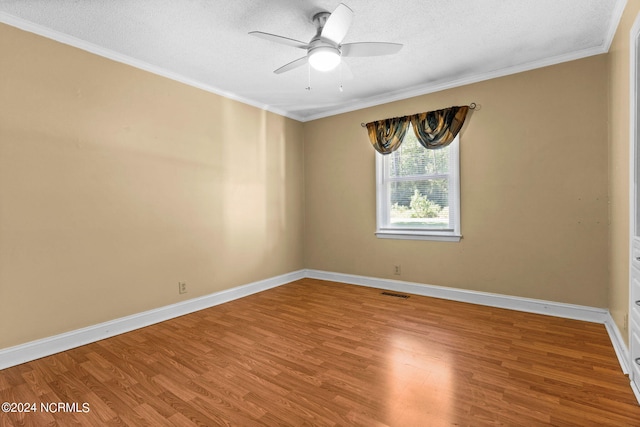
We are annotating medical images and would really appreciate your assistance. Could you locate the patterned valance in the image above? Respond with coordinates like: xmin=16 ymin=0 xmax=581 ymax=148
xmin=365 ymin=105 xmax=470 ymax=154
xmin=365 ymin=117 xmax=411 ymax=155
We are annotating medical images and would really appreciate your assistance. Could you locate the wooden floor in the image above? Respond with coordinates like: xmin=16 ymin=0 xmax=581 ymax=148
xmin=1 ymin=278 xmax=639 ymax=426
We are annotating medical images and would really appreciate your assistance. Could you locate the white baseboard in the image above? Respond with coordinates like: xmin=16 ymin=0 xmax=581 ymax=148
xmin=306 ymin=269 xmax=632 ymax=379
xmin=306 ymin=270 xmax=610 ymax=323
xmin=0 ymin=269 xmax=306 ymax=370
xmin=604 ymin=313 xmax=630 ymax=375
xmin=632 ymin=380 xmax=640 ymax=404
xmin=1 ymin=267 xmax=632 ymax=394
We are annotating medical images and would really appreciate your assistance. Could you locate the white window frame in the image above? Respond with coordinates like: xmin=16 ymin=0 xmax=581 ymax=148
xmin=375 ymin=135 xmax=461 ymax=242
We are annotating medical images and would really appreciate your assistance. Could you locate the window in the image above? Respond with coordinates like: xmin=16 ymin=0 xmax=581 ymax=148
xmin=375 ymin=124 xmax=461 ymax=241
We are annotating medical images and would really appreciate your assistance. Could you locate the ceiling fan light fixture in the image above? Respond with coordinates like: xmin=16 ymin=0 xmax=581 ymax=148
xmin=308 ymin=46 xmax=341 ymax=72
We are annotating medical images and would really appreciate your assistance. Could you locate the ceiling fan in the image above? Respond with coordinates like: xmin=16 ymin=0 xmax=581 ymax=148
xmin=249 ymin=3 xmax=403 ymax=74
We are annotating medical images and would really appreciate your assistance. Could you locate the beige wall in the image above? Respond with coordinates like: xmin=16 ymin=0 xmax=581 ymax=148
xmin=1 ymin=9 xmax=633 ymax=352
xmin=304 ymin=55 xmax=609 ymax=308
xmin=608 ymin=1 xmax=640 ymax=343
xmin=0 ymin=24 xmax=305 ymax=349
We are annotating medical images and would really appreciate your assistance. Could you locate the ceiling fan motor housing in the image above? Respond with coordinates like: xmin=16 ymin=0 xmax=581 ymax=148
xmin=307 ymin=11 xmax=342 ymax=71
xmin=248 ymin=3 xmax=402 ymax=74
xmin=312 ymin=11 xmax=332 ymax=33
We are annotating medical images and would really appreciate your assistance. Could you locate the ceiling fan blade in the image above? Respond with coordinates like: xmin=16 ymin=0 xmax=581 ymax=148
xmin=274 ymin=56 xmax=308 ymax=74
xmin=249 ymin=31 xmax=309 ymax=49
xmin=341 ymin=42 xmax=403 ymax=57
xmin=321 ymin=3 xmax=354 ymax=44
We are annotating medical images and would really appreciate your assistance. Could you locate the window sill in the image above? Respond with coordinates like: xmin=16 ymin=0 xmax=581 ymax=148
xmin=375 ymin=230 xmax=462 ymax=242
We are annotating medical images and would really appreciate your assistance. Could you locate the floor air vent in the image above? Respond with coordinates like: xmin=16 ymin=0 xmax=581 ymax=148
xmin=381 ymin=291 xmax=410 ymax=299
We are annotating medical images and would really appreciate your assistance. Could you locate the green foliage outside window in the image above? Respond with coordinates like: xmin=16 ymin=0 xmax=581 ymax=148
xmin=410 ymin=189 xmax=442 ymax=218
xmin=389 ymin=127 xmax=449 ymax=216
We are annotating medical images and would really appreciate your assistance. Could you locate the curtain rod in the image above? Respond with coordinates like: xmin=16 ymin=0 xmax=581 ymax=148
xmin=360 ymin=103 xmax=477 ymax=127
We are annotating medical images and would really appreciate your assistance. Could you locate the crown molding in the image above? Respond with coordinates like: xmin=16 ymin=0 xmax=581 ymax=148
xmin=604 ymin=0 xmax=629 ymax=52
xmin=300 ymin=44 xmax=608 ymax=122
xmin=1 ymin=0 xmax=626 ymax=123
xmin=0 ymin=12 xmax=307 ymax=122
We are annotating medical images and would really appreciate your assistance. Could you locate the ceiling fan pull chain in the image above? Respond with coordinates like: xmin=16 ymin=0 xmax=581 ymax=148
xmin=339 ymin=61 xmax=344 ymax=92
xmin=306 ymin=63 xmax=312 ymax=91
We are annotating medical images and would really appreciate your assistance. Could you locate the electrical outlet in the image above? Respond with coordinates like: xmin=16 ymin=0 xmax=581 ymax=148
xmin=178 ymin=282 xmax=187 ymax=294
xmin=394 ymin=265 xmax=401 ymax=275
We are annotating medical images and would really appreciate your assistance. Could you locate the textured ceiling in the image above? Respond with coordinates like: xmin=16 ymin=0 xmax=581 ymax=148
xmin=0 ymin=0 xmax=626 ymax=121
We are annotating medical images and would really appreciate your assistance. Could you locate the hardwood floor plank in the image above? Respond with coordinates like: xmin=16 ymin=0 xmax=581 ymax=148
xmin=132 ymin=402 xmax=174 ymax=427
xmin=157 ymin=390 xmax=222 ymax=426
xmin=1 ymin=278 xmax=640 ymax=426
